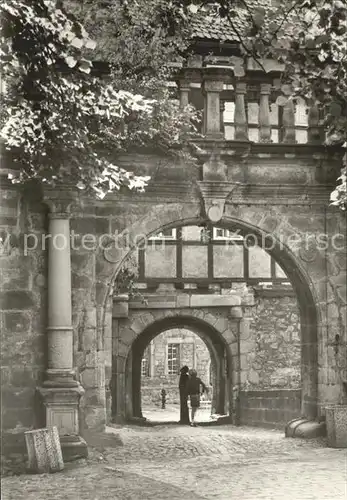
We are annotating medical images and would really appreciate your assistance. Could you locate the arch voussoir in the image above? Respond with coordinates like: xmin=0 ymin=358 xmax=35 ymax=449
xmin=204 ymin=312 xmax=219 ymax=327
xmin=118 ymin=327 xmax=139 ymax=347
xmin=129 ymin=318 xmax=146 ymax=335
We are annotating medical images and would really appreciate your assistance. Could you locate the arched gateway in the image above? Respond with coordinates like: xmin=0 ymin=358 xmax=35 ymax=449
xmin=128 ymin=316 xmax=230 ymax=419
xmin=105 ymin=216 xmax=321 ymax=425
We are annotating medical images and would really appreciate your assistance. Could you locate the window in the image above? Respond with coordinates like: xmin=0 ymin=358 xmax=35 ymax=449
xmin=141 ymin=346 xmax=151 ymax=377
xmin=141 ymin=358 xmax=148 ymax=377
xmin=213 ymin=228 xmax=243 ymax=241
xmin=167 ymin=343 xmax=180 ymax=375
xmin=149 ymin=228 xmax=177 ymax=240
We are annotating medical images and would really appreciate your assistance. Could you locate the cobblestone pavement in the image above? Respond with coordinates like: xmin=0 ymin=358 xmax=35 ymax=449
xmin=2 ymin=425 xmax=347 ymax=500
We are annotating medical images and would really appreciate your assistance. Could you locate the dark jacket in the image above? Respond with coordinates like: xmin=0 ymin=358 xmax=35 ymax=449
xmin=179 ymin=373 xmax=189 ymax=392
xmin=186 ymin=376 xmax=206 ymax=395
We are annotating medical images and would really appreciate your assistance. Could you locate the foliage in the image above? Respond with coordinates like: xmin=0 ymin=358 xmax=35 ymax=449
xmin=212 ymin=0 xmax=347 ymax=209
xmin=234 ymin=1 xmax=346 ymax=140
xmin=330 ymin=165 xmax=347 ymax=210
xmin=0 ymin=0 xmax=199 ymax=199
xmin=64 ymin=0 xmax=191 ymax=84
xmin=1 ymin=0 xmax=346 ymax=208
xmin=114 ymin=255 xmax=147 ymax=303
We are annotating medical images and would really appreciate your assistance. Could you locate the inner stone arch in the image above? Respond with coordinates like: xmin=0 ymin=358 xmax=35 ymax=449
xmin=128 ymin=316 xmax=231 ymax=421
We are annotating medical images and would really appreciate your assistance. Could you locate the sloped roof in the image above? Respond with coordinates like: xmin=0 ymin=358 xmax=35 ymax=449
xmin=190 ymin=1 xmax=272 ymax=42
xmin=191 ymin=13 xmax=245 ymax=41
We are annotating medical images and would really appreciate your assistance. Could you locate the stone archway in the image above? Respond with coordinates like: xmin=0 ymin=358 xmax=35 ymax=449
xmin=99 ymin=208 xmax=321 ymax=426
xmin=111 ymin=308 xmax=239 ymax=423
xmin=129 ymin=316 xmax=230 ymax=420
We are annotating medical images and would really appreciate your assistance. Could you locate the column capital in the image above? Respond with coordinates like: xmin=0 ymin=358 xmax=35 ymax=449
xmin=203 ymin=80 xmax=224 ymax=93
xmin=43 ymin=188 xmax=80 ymax=217
xmin=235 ymin=81 xmax=247 ymax=94
xmin=177 ymin=79 xmax=191 ymax=91
xmin=260 ymin=83 xmax=271 ymax=95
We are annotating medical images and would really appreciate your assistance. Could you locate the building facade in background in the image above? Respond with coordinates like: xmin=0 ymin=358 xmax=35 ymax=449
xmin=141 ymin=328 xmax=211 ymax=406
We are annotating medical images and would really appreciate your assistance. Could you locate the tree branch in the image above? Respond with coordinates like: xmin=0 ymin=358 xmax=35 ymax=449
xmin=222 ymin=7 xmax=267 ymax=73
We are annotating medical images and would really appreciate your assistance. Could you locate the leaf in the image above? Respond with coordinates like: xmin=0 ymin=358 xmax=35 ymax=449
xmin=85 ymin=39 xmax=97 ymax=50
xmin=330 ymin=102 xmax=342 ymax=117
xmin=188 ymin=4 xmax=198 ymax=14
xmin=269 ymin=21 xmax=279 ymax=33
xmin=65 ymin=55 xmax=77 ymax=68
xmin=306 ymin=38 xmax=316 ymax=49
xmin=281 ymin=84 xmax=292 ymax=96
xmin=253 ymin=7 xmax=265 ymax=27
xmin=79 ymin=60 xmax=92 ymax=74
xmin=316 ymin=34 xmax=330 ymax=45
xmin=70 ymin=37 xmax=84 ymax=49
xmin=334 ymin=0 xmax=345 ymax=8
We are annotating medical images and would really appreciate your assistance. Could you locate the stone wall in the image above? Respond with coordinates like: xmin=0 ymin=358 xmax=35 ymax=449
xmin=239 ymin=389 xmax=301 ymax=428
xmin=238 ymin=290 xmax=302 ymax=426
xmin=0 ymin=184 xmax=47 ymax=455
xmin=241 ymin=291 xmax=301 ymax=390
xmin=141 ymin=328 xmax=210 ymax=406
xmin=70 ymin=207 xmax=107 ymax=433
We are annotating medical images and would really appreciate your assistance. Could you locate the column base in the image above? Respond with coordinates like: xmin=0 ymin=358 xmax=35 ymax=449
xmin=38 ymin=382 xmax=88 ymax=460
xmin=44 ymin=369 xmax=79 ymax=387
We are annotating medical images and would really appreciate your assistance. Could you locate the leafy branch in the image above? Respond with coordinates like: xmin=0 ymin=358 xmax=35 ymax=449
xmin=114 ymin=257 xmax=147 ymax=304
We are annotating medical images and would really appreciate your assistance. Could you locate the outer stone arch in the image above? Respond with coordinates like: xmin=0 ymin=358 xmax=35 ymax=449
xmin=99 ymin=205 xmax=320 ymax=421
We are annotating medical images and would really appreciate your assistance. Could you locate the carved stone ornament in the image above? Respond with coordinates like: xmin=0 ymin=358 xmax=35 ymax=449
xmin=197 ymin=181 xmax=238 ymax=223
xmin=104 ymin=245 xmax=123 ymax=264
xmin=299 ymin=238 xmax=318 ymax=263
xmin=42 ymin=187 xmax=80 ymax=218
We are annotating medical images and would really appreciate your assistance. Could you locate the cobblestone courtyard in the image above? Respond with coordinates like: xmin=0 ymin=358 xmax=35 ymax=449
xmin=2 ymin=425 xmax=346 ymax=500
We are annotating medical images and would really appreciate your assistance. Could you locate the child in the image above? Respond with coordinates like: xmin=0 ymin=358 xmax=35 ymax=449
xmin=186 ymin=369 xmax=207 ymax=426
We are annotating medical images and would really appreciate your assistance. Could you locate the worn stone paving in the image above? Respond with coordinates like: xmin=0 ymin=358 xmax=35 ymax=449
xmin=2 ymin=425 xmax=347 ymax=500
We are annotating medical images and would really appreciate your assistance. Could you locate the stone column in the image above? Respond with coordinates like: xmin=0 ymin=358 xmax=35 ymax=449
xmin=307 ymin=101 xmax=323 ymax=144
xmin=258 ymin=83 xmax=271 ymax=143
xmin=234 ymin=81 xmax=249 ymax=141
xmin=47 ymin=212 xmax=73 ymax=379
xmin=220 ymin=100 xmax=225 ymax=136
xmin=282 ymin=98 xmax=296 ymax=143
xmin=203 ymin=79 xmax=224 ymax=139
xmin=38 ymin=192 xmax=87 ymax=460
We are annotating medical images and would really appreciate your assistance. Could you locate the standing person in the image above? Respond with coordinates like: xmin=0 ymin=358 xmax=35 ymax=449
xmin=178 ymin=366 xmax=190 ymax=425
xmin=186 ymin=369 xmax=207 ymax=427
